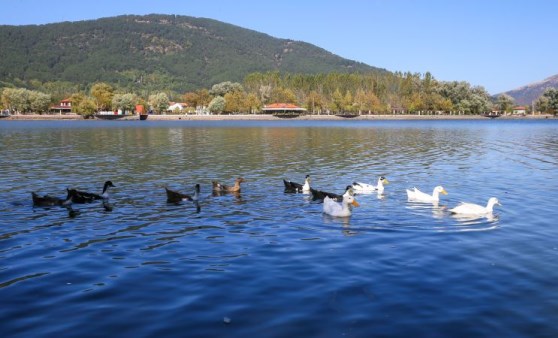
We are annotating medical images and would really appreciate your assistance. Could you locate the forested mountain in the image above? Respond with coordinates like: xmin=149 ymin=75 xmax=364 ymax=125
xmin=0 ymin=14 xmax=384 ymax=92
xmin=500 ymin=74 xmax=558 ymax=105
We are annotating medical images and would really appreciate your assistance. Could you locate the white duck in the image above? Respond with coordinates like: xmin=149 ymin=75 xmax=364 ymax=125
xmin=323 ymin=194 xmax=360 ymax=217
xmin=406 ymin=186 xmax=448 ymax=203
xmin=450 ymin=197 xmax=501 ymax=215
xmin=352 ymin=176 xmax=389 ymax=194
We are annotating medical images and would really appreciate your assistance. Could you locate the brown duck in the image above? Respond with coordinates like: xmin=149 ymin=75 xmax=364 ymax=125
xmin=212 ymin=177 xmax=245 ymax=193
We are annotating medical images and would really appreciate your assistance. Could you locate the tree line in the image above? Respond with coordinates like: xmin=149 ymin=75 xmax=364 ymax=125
xmin=2 ymin=71 xmax=558 ymax=115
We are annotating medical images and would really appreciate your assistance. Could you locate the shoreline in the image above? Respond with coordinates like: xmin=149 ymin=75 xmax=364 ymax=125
xmin=1 ymin=113 xmax=555 ymax=121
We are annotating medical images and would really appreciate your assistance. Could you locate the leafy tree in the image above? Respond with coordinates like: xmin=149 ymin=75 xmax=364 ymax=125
xmin=407 ymin=93 xmax=425 ymax=113
xmin=182 ymin=91 xmax=199 ymax=107
xmin=70 ymin=94 xmax=97 ymax=117
xmin=305 ymin=90 xmax=325 ymax=114
xmin=331 ymin=88 xmax=344 ymax=112
xmin=91 ymin=82 xmax=114 ymax=111
xmin=541 ymin=88 xmax=558 ymax=115
xmin=78 ymin=98 xmax=97 ymax=116
xmin=148 ymin=92 xmax=169 ymax=113
xmin=209 ymin=81 xmax=243 ymax=97
xmin=112 ymin=93 xmax=138 ymax=112
xmin=1 ymin=87 xmax=51 ymax=113
xmin=343 ymin=90 xmax=355 ymax=112
xmin=244 ymin=93 xmax=261 ymax=114
xmin=224 ymin=90 xmax=246 ymax=113
xmin=354 ymin=89 xmax=367 ymax=114
xmin=497 ymin=94 xmax=515 ymax=113
xmin=28 ymin=90 xmax=51 ymax=113
xmin=258 ymin=84 xmax=273 ymax=104
xmin=2 ymin=88 xmax=30 ymax=112
xmin=196 ymin=89 xmax=212 ymax=107
xmin=208 ymin=96 xmax=225 ymax=113
xmin=534 ymin=95 xmax=549 ymax=113
xmin=270 ymin=87 xmax=297 ymax=104
xmin=69 ymin=92 xmax=86 ymax=112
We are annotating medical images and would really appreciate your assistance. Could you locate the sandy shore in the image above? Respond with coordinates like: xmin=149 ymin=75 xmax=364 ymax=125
xmin=2 ymin=113 xmax=554 ymax=121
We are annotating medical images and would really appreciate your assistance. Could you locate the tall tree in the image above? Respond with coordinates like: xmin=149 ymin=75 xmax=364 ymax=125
xmin=148 ymin=92 xmax=169 ymax=113
xmin=209 ymin=82 xmax=243 ymax=97
xmin=91 ymin=83 xmax=114 ymax=111
xmin=305 ymin=90 xmax=324 ymax=114
xmin=224 ymin=90 xmax=246 ymax=113
xmin=541 ymin=88 xmax=558 ymax=115
xmin=1 ymin=88 xmax=30 ymax=113
xmin=244 ymin=93 xmax=261 ymax=114
xmin=208 ymin=96 xmax=225 ymax=114
xmin=497 ymin=94 xmax=515 ymax=113
xmin=113 ymin=93 xmax=138 ymax=112
xmin=331 ymin=88 xmax=344 ymax=113
xmin=28 ymin=91 xmax=51 ymax=114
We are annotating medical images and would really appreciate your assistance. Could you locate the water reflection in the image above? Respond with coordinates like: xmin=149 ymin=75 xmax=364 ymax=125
xmin=451 ymin=212 xmax=499 ymax=224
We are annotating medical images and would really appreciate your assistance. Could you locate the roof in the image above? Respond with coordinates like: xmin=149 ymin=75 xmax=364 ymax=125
xmin=262 ymin=103 xmax=306 ymax=111
xmin=513 ymin=106 xmax=526 ymax=110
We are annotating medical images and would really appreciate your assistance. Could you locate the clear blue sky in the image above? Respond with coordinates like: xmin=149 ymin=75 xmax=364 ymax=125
xmin=2 ymin=0 xmax=556 ymax=94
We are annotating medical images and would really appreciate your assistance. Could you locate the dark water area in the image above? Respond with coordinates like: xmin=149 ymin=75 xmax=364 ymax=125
xmin=1 ymin=119 xmax=558 ymax=337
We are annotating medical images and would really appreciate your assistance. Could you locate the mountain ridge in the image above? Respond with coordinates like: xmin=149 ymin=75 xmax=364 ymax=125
xmin=500 ymin=74 xmax=558 ymax=105
xmin=0 ymin=14 xmax=385 ymax=92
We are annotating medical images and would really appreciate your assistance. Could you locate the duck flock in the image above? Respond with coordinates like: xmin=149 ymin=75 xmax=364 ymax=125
xmin=31 ymin=175 xmax=501 ymax=219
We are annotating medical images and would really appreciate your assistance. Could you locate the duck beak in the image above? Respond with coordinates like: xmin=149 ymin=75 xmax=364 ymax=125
xmin=352 ymin=199 xmax=360 ymax=207
xmin=441 ymin=189 xmax=448 ymax=195
xmin=383 ymin=179 xmax=390 ymax=184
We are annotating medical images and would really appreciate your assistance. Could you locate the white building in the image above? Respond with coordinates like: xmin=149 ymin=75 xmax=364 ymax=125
xmin=167 ymin=102 xmax=188 ymax=112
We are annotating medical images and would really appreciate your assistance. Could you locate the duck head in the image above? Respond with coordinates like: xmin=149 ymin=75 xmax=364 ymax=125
xmin=434 ymin=186 xmax=448 ymax=195
xmin=488 ymin=197 xmax=501 ymax=207
xmin=345 ymin=195 xmax=360 ymax=207
xmin=344 ymin=186 xmax=355 ymax=197
xmin=103 ymin=181 xmax=115 ymax=190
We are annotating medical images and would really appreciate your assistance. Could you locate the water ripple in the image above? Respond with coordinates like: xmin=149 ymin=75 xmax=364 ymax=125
xmin=1 ymin=120 xmax=558 ymax=337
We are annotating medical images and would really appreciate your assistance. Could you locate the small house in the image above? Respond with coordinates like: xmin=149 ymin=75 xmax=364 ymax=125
xmin=167 ymin=102 xmax=188 ymax=113
xmin=50 ymin=99 xmax=72 ymax=114
xmin=512 ymin=106 xmax=526 ymax=115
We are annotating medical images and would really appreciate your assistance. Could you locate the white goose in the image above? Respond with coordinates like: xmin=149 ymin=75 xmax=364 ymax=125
xmin=352 ymin=176 xmax=389 ymax=194
xmin=323 ymin=194 xmax=360 ymax=217
xmin=406 ymin=186 xmax=448 ymax=203
xmin=450 ymin=197 xmax=501 ymax=215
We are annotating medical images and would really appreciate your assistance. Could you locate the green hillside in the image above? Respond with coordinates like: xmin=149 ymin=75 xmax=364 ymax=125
xmin=0 ymin=14 xmax=384 ymax=92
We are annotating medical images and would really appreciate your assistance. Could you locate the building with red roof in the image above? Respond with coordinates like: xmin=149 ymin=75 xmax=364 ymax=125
xmin=512 ymin=106 xmax=527 ymax=115
xmin=49 ymin=99 xmax=72 ymax=114
xmin=262 ymin=103 xmax=307 ymax=116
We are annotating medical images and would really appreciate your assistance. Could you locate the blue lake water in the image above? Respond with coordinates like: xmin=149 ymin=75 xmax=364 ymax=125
xmin=1 ymin=119 xmax=558 ymax=337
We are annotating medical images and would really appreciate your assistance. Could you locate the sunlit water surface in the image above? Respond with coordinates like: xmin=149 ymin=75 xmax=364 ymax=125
xmin=1 ymin=119 xmax=558 ymax=337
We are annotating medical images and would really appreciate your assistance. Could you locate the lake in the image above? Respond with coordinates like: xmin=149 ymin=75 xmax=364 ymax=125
xmin=1 ymin=119 xmax=557 ymax=337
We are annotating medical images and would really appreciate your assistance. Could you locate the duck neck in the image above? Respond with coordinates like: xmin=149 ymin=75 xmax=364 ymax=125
xmin=63 ymin=190 xmax=74 ymax=206
xmin=486 ymin=200 xmax=496 ymax=211
xmin=342 ymin=200 xmax=353 ymax=212
xmin=102 ymin=185 xmax=110 ymax=199
xmin=193 ymin=185 xmax=200 ymax=201
xmin=431 ymin=189 xmax=440 ymax=201
xmin=303 ymin=179 xmax=310 ymax=191
xmin=376 ymin=179 xmax=384 ymax=192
